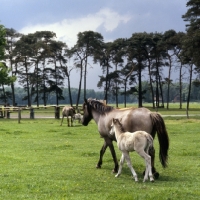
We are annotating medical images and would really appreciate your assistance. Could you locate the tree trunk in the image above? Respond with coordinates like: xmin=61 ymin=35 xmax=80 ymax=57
xmin=84 ymin=54 xmax=88 ymax=100
xmin=186 ymin=64 xmax=193 ymax=119
xmin=138 ymin=62 xmax=142 ymax=108
xmin=147 ymin=59 xmax=155 ymax=108
xmin=25 ymin=57 xmax=31 ymax=107
xmin=179 ymin=63 xmax=183 ymax=109
xmin=166 ymin=55 xmax=172 ymax=109
xmin=76 ymin=59 xmax=83 ymax=109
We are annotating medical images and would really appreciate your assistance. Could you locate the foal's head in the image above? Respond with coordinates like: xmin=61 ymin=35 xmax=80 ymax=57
xmin=110 ymin=118 xmax=124 ymax=136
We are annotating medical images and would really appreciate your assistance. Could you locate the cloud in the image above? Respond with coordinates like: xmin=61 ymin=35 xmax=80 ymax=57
xmin=19 ymin=8 xmax=131 ymax=47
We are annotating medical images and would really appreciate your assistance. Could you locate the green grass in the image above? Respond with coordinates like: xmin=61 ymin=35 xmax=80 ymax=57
xmin=0 ymin=116 xmax=200 ymax=199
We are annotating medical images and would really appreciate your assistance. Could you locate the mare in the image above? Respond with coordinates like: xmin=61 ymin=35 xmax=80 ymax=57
xmin=82 ymin=98 xmax=169 ymax=178
xmin=110 ymin=118 xmax=154 ymax=182
xmin=60 ymin=106 xmax=76 ymax=127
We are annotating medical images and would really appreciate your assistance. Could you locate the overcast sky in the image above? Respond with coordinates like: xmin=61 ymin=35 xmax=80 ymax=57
xmin=1 ymin=0 xmax=188 ymax=91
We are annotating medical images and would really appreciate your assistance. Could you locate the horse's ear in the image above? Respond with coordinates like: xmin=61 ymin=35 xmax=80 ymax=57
xmin=119 ymin=118 xmax=122 ymax=123
xmin=84 ymin=98 xmax=87 ymax=103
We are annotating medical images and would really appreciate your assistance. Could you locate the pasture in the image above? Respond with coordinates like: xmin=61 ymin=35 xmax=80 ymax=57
xmin=0 ymin=115 xmax=200 ymax=199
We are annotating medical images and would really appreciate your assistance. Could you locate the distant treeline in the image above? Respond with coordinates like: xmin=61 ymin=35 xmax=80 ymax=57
xmin=2 ymin=81 xmax=200 ymax=107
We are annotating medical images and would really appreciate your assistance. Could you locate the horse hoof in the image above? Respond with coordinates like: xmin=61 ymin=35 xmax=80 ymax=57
xmin=153 ymin=172 xmax=159 ymax=179
xmin=96 ymin=165 xmax=101 ymax=169
xmin=112 ymin=168 xmax=118 ymax=173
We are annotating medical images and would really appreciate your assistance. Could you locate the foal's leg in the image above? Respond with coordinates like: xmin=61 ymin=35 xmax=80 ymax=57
xmin=71 ymin=116 xmax=73 ymax=127
xmin=123 ymin=151 xmax=138 ymax=182
xmin=138 ymin=149 xmax=154 ymax=182
xmin=115 ymin=153 xmax=125 ymax=177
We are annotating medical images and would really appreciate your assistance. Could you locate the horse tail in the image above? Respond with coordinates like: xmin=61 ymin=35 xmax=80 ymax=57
xmin=150 ymin=112 xmax=169 ymax=168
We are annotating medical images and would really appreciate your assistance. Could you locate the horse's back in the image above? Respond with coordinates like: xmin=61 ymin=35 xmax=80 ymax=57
xmin=62 ymin=106 xmax=74 ymax=116
xmin=116 ymin=107 xmax=153 ymax=133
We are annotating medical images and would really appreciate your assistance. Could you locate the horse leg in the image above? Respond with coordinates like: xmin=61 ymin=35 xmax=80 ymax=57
xmin=96 ymin=141 xmax=108 ymax=169
xmin=71 ymin=117 xmax=73 ymax=127
xmin=67 ymin=117 xmax=70 ymax=127
xmin=60 ymin=116 xmax=64 ymax=126
xmin=107 ymin=140 xmax=119 ymax=173
xmin=123 ymin=151 xmax=138 ymax=182
xmin=115 ymin=153 xmax=125 ymax=177
xmin=149 ymin=146 xmax=159 ymax=179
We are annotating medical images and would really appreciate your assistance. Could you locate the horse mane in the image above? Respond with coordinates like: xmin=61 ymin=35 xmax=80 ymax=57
xmin=114 ymin=119 xmax=125 ymax=133
xmin=87 ymin=98 xmax=114 ymax=114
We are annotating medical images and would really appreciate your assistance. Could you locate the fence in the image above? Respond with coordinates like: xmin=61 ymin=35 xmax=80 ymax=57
xmin=0 ymin=106 xmax=78 ymax=123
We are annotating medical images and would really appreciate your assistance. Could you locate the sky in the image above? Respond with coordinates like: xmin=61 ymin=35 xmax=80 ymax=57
xmin=0 ymin=0 xmax=188 ymax=91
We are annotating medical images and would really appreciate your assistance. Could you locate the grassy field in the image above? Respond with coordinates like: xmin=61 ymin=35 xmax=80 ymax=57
xmin=0 ymin=115 xmax=200 ymax=200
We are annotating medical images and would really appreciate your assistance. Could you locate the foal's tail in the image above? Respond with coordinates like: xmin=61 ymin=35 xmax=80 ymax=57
xmin=150 ymin=112 xmax=169 ymax=168
xmin=146 ymin=134 xmax=154 ymax=150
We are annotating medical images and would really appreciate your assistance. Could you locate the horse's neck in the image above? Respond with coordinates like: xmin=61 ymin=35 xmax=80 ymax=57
xmin=114 ymin=125 xmax=123 ymax=140
xmin=91 ymin=109 xmax=101 ymax=124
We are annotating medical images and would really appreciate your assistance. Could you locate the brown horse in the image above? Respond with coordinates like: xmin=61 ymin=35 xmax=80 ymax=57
xmin=82 ymin=98 xmax=169 ymax=179
xmin=60 ymin=106 xmax=76 ymax=126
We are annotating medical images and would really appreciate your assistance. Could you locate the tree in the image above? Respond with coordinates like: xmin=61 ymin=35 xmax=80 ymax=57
xmin=95 ymin=42 xmax=113 ymax=103
xmin=110 ymin=38 xmax=126 ymax=107
xmin=0 ymin=25 xmax=16 ymax=104
xmin=182 ymin=0 xmax=200 ymax=67
xmin=150 ymin=33 xmax=167 ymax=109
xmin=173 ymin=32 xmax=186 ymax=109
xmin=47 ymin=40 xmax=67 ymax=106
xmin=75 ymin=31 xmax=103 ymax=99
xmin=13 ymin=33 xmax=38 ymax=106
xmin=5 ymin=28 xmax=22 ymax=106
xmin=162 ymin=30 xmax=177 ymax=109
xmin=182 ymin=0 xmax=200 ymax=116
xmin=120 ymin=63 xmax=136 ymax=107
xmin=34 ymin=31 xmax=56 ymax=106
xmin=126 ymin=32 xmax=150 ymax=107
xmin=0 ymin=24 xmax=6 ymax=61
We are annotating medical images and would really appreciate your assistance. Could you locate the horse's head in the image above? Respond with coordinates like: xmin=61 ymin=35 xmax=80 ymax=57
xmin=82 ymin=98 xmax=93 ymax=126
xmin=109 ymin=118 xmax=123 ymax=136
xmin=109 ymin=118 xmax=115 ymax=136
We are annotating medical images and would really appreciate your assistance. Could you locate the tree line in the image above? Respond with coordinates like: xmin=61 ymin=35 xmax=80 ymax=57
xmin=3 ymin=81 xmax=200 ymax=107
xmin=0 ymin=0 xmax=200 ymax=110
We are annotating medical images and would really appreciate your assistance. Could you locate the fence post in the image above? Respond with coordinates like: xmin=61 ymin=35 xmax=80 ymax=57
xmin=6 ymin=109 xmax=10 ymax=119
xmin=30 ymin=108 xmax=34 ymax=119
xmin=55 ymin=106 xmax=60 ymax=119
xmin=18 ymin=109 xmax=21 ymax=123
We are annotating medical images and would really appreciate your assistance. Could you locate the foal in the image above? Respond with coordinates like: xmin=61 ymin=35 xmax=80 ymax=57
xmin=110 ymin=118 xmax=154 ymax=182
xmin=73 ymin=113 xmax=83 ymax=123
